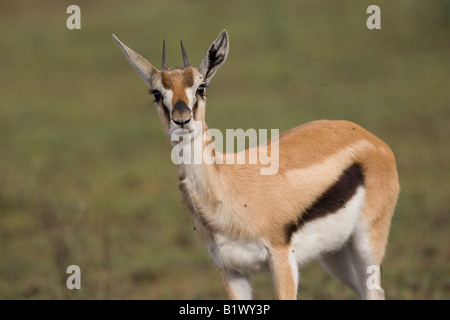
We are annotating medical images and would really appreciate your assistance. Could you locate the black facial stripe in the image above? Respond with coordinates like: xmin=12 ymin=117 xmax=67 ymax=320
xmin=161 ymin=102 xmax=170 ymax=119
xmin=283 ymin=163 xmax=365 ymax=244
xmin=193 ymin=101 xmax=199 ymax=120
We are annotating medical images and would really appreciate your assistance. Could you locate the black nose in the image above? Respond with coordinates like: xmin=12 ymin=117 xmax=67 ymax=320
xmin=172 ymin=100 xmax=191 ymax=125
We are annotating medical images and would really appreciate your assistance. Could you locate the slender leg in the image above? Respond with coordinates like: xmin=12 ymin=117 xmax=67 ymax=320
xmin=269 ymin=246 xmax=298 ymax=300
xmin=352 ymin=220 xmax=386 ymax=300
xmin=221 ymin=268 xmax=253 ymax=300
xmin=320 ymin=240 xmax=366 ymax=298
xmin=320 ymin=233 xmax=385 ymax=300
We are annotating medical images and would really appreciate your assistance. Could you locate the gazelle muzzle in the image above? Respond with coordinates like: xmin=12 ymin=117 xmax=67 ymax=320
xmin=172 ymin=100 xmax=192 ymax=126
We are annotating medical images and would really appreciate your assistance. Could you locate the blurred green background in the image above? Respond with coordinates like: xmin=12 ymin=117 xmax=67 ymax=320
xmin=0 ymin=0 xmax=449 ymax=299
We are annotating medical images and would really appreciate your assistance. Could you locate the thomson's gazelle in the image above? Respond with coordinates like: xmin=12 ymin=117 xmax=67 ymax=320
xmin=113 ymin=30 xmax=399 ymax=300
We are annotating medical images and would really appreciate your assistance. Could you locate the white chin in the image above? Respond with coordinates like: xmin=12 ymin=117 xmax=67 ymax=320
xmin=168 ymin=121 xmax=196 ymax=138
xmin=184 ymin=120 xmax=196 ymax=132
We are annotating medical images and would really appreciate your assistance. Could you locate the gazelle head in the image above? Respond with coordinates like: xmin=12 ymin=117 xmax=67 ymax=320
xmin=113 ymin=30 xmax=229 ymax=139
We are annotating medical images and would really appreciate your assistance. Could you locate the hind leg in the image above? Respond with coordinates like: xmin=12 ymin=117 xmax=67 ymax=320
xmin=350 ymin=220 xmax=386 ymax=300
xmin=320 ymin=223 xmax=385 ymax=300
xmin=320 ymin=239 xmax=366 ymax=298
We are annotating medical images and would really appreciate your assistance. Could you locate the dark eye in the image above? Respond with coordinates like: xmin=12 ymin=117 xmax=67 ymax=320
xmin=196 ymin=84 xmax=206 ymax=98
xmin=150 ymin=89 xmax=162 ymax=102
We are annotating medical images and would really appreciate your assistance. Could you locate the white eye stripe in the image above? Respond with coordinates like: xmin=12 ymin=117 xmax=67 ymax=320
xmin=185 ymin=87 xmax=195 ymax=111
xmin=161 ymin=89 xmax=174 ymax=110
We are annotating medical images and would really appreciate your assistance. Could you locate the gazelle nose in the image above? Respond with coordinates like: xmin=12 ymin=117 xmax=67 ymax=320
xmin=172 ymin=100 xmax=191 ymax=126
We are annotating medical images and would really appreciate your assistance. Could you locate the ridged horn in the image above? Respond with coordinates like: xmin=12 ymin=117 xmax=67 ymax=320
xmin=180 ymin=39 xmax=190 ymax=68
xmin=162 ymin=39 xmax=168 ymax=70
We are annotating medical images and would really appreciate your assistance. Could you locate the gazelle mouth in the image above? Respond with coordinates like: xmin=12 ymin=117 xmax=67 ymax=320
xmin=173 ymin=119 xmax=192 ymax=127
xmin=170 ymin=118 xmax=196 ymax=134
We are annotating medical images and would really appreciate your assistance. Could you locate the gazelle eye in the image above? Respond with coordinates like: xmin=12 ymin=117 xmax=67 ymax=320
xmin=196 ymin=84 xmax=206 ymax=98
xmin=150 ymin=89 xmax=163 ymax=102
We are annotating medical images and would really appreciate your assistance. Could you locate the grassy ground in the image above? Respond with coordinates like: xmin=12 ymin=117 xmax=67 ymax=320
xmin=0 ymin=0 xmax=449 ymax=299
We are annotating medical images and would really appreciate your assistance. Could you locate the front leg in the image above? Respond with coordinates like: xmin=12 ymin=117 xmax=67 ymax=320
xmin=221 ymin=268 xmax=253 ymax=300
xmin=269 ymin=246 xmax=298 ymax=300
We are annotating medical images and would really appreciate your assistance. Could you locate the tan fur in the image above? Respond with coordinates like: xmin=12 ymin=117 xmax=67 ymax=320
xmin=270 ymin=246 xmax=298 ymax=299
xmin=191 ymin=121 xmax=399 ymax=251
xmin=160 ymin=68 xmax=195 ymax=105
xmin=182 ymin=120 xmax=398 ymax=300
xmin=221 ymin=271 xmax=237 ymax=300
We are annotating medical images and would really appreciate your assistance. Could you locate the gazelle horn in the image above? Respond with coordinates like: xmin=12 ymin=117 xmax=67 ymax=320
xmin=180 ymin=39 xmax=190 ymax=68
xmin=162 ymin=39 xmax=168 ymax=70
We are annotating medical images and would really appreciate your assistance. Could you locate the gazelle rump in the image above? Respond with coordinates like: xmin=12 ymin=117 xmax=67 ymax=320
xmin=113 ymin=30 xmax=399 ymax=300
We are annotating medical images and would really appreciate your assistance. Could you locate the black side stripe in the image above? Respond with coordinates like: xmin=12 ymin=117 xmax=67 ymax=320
xmin=283 ymin=163 xmax=365 ymax=244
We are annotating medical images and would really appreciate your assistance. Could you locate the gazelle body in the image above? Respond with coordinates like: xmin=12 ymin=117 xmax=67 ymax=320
xmin=113 ymin=30 xmax=399 ymax=300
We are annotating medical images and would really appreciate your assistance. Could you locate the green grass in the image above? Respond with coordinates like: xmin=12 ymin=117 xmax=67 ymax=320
xmin=0 ymin=0 xmax=449 ymax=299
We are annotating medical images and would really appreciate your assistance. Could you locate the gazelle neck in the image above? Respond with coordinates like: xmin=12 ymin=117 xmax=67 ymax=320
xmin=176 ymin=120 xmax=222 ymax=213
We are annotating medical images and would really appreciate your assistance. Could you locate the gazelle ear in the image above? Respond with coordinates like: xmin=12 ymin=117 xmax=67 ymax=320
xmin=198 ymin=30 xmax=229 ymax=85
xmin=112 ymin=34 xmax=158 ymax=87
